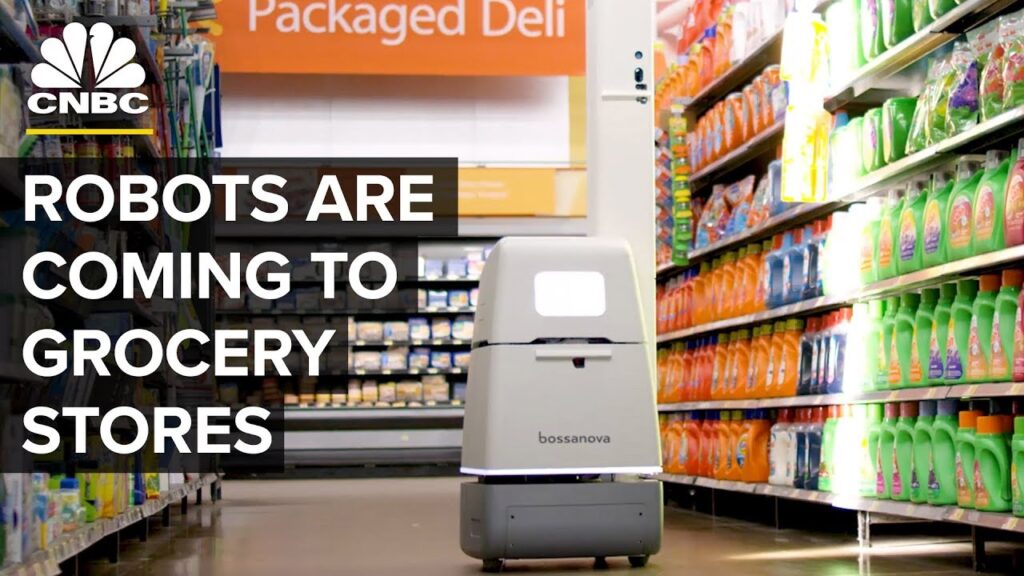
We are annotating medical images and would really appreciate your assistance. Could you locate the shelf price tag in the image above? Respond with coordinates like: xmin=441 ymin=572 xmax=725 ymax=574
xmin=948 ymin=508 xmax=966 ymax=521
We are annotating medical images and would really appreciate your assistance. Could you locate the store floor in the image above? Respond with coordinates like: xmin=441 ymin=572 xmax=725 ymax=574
xmin=82 ymin=477 xmax=1017 ymax=576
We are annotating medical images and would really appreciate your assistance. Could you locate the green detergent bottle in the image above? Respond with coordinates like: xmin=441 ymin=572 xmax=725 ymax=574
xmin=883 ymin=97 xmax=918 ymax=165
xmin=912 ymin=0 xmax=933 ymax=31
xmin=923 ymin=169 xmax=956 ymax=268
xmin=972 ymin=151 xmax=1012 ymax=254
xmin=861 ymin=0 xmax=885 ymax=61
xmin=820 ymin=405 xmax=839 ymax=493
xmin=891 ymin=292 xmax=921 ymax=388
xmin=879 ymin=296 xmax=901 ymax=389
xmin=946 ymin=278 xmax=979 ymax=384
xmin=877 ymin=190 xmax=901 ymax=280
xmin=898 ymin=177 xmax=929 ymax=275
xmin=877 ymin=403 xmax=900 ymax=499
xmin=967 ymin=274 xmax=1001 ymax=382
xmin=911 ymin=288 xmax=939 ymax=387
xmin=862 ymin=108 xmax=886 ymax=173
xmin=992 ymin=270 xmax=1024 ymax=381
xmin=945 ymin=157 xmax=986 ymax=262
xmin=861 ymin=197 xmax=883 ymax=285
xmin=864 ymin=404 xmax=885 ymax=497
xmin=973 ymin=416 xmax=1013 ymax=512
xmin=881 ymin=0 xmax=914 ymax=49
xmin=929 ymin=0 xmax=957 ymax=20
xmin=1012 ymin=416 xmax=1024 ymax=516
xmin=864 ymin=299 xmax=887 ymax=392
xmin=892 ymin=402 xmax=918 ymax=501
xmin=911 ymin=401 xmax=936 ymax=503
xmin=929 ymin=399 xmax=960 ymax=505
xmin=929 ymin=282 xmax=958 ymax=384
xmin=956 ymin=410 xmax=984 ymax=508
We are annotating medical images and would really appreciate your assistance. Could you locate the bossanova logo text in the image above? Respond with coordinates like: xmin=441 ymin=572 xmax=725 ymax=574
xmin=538 ymin=432 xmax=611 ymax=444
xmin=28 ymin=22 xmax=150 ymax=116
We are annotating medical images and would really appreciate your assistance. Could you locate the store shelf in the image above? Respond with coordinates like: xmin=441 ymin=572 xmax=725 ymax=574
xmin=657 ymin=474 xmax=1024 ymax=534
xmin=347 ymin=367 xmax=466 ymax=377
xmin=285 ymin=406 xmax=464 ymax=422
xmin=690 ymin=121 xmax=785 ymax=188
xmin=351 ymin=339 xmax=471 ymax=347
xmin=825 ymin=0 xmax=1008 ymax=110
xmin=216 ymin=218 xmax=586 ymax=239
xmin=686 ymin=202 xmax=828 ymax=264
xmin=680 ymin=30 xmax=784 ymax=118
xmin=656 ymin=382 xmax=1024 ymax=412
xmin=217 ymin=307 xmax=476 ymax=317
xmin=0 ymin=6 xmax=42 ymax=63
xmin=659 ymin=241 xmax=1024 ymax=343
xmin=0 ymin=474 xmax=219 ymax=576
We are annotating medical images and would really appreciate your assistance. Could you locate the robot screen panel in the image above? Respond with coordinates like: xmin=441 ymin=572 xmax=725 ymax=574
xmin=533 ymin=271 xmax=606 ymax=317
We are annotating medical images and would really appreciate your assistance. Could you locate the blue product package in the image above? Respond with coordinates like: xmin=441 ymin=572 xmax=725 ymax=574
xmin=408 ymin=318 xmax=430 ymax=340
xmin=427 ymin=290 xmax=448 ymax=308
xmin=453 ymin=382 xmax=468 ymax=402
xmin=448 ymin=290 xmax=470 ymax=309
xmin=409 ymin=348 xmax=430 ymax=370
xmin=446 ymin=259 xmax=468 ymax=278
xmin=430 ymin=351 xmax=452 ymax=369
xmin=424 ymin=259 xmax=445 ymax=279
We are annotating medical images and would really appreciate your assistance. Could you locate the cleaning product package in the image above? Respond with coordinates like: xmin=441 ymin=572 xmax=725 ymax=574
xmin=860 ymin=0 xmax=885 ymax=62
xmin=898 ymin=177 xmax=928 ymax=274
xmin=906 ymin=59 xmax=938 ymax=154
xmin=881 ymin=0 xmax=913 ymax=50
xmin=923 ymin=169 xmax=955 ymax=268
xmin=980 ymin=16 xmax=1012 ymax=122
xmin=927 ymin=55 xmax=954 ymax=146
xmin=972 ymin=150 xmax=1011 ymax=254
xmin=1002 ymin=11 xmax=1024 ymax=111
xmin=882 ymin=97 xmax=918 ymax=165
xmin=945 ymin=41 xmax=980 ymax=137
xmin=990 ymin=269 xmax=1023 ymax=381
xmin=861 ymin=107 xmax=885 ymax=173
xmin=945 ymin=156 xmax=985 ymax=262
xmin=1005 ymin=140 xmax=1024 ymax=247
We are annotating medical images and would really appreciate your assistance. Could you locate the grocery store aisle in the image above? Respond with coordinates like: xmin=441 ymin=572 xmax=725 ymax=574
xmin=82 ymin=478 xmax=1003 ymax=576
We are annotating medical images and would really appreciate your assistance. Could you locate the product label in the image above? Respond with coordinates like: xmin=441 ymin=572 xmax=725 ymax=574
xmin=1013 ymin=462 xmax=1021 ymax=515
xmin=737 ymin=439 xmax=747 ymax=470
xmin=974 ymin=184 xmax=996 ymax=242
xmin=1015 ymin=304 xmax=1024 ymax=380
xmin=974 ymin=459 xmax=990 ymax=509
xmin=876 ymin=450 xmax=886 ymax=495
xmin=956 ymin=453 xmax=972 ymax=506
xmin=929 ymin=323 xmax=945 ymax=380
xmin=888 ymin=333 xmax=901 ymax=384
xmin=948 ymin=196 xmax=973 ymax=249
xmin=910 ymin=327 xmax=923 ymax=382
xmin=967 ymin=315 xmax=986 ymax=380
xmin=1005 ymin=173 xmax=1024 ymax=243
xmin=899 ymin=210 xmax=917 ymax=262
xmin=928 ymin=452 xmax=940 ymax=496
xmin=946 ymin=317 xmax=963 ymax=380
xmin=861 ymin=230 xmax=875 ymax=275
xmin=991 ymin=315 xmax=1007 ymax=378
xmin=924 ymin=200 xmax=942 ymax=254
xmin=892 ymin=449 xmax=903 ymax=496
xmin=879 ymin=219 xmax=894 ymax=267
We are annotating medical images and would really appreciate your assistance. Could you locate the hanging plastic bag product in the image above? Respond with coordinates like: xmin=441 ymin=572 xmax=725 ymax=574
xmin=980 ymin=19 xmax=1009 ymax=122
xmin=1003 ymin=12 xmax=1024 ymax=111
xmin=927 ymin=55 xmax=954 ymax=145
xmin=906 ymin=71 xmax=932 ymax=155
xmin=945 ymin=41 xmax=980 ymax=137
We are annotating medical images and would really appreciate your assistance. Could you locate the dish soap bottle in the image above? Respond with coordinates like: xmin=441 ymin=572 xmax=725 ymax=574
xmin=898 ymin=177 xmax=929 ymax=275
xmin=946 ymin=156 xmax=986 ymax=262
xmin=967 ymin=274 xmax=1001 ymax=382
xmin=972 ymin=150 xmax=1012 ymax=254
xmin=923 ymin=169 xmax=956 ymax=268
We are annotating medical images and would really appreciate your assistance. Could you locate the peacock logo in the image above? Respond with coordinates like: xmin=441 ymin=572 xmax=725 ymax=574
xmin=27 ymin=22 xmax=150 ymax=116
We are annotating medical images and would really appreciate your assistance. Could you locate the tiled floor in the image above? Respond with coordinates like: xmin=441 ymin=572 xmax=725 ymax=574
xmin=79 ymin=477 xmax=1019 ymax=575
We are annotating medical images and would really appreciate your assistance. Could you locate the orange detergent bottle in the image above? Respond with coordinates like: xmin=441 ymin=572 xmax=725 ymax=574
xmin=755 ymin=239 xmax=772 ymax=312
xmin=694 ymin=262 xmax=710 ymax=325
xmin=664 ymin=415 xmax=684 ymax=473
xmin=715 ymin=411 xmax=732 ymax=479
xmin=766 ymin=321 xmax=787 ymax=397
xmin=779 ymin=319 xmax=805 ymax=397
xmin=741 ymin=409 xmax=773 ymax=483
xmin=682 ymin=271 xmax=695 ymax=329
xmin=727 ymin=410 xmax=745 ymax=480
xmin=657 ymin=348 xmax=669 ymax=402
xmin=684 ymin=413 xmax=702 ymax=475
xmin=712 ymin=333 xmax=730 ymax=400
xmin=744 ymin=243 xmax=763 ymax=315
xmin=721 ymin=252 xmax=738 ymax=318
xmin=748 ymin=325 xmax=769 ymax=399
xmin=731 ymin=328 xmax=753 ymax=399
xmin=669 ymin=344 xmax=687 ymax=403
xmin=710 ymin=257 xmax=723 ymax=320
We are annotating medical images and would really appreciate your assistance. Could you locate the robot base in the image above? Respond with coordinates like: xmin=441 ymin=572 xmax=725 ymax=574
xmin=460 ymin=479 xmax=662 ymax=569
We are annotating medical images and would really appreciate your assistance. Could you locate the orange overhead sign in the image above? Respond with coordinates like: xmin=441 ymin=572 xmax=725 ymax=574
xmin=209 ymin=0 xmax=585 ymax=76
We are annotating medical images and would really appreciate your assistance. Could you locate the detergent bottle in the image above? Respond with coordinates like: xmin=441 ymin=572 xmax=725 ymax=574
xmin=750 ymin=325 xmax=770 ymax=399
xmin=756 ymin=239 xmax=773 ymax=311
xmin=973 ymin=416 xmax=1013 ymax=512
xmin=712 ymin=332 xmax=730 ymax=400
xmin=946 ymin=157 xmax=986 ymax=262
xmin=767 ymin=321 xmax=787 ymax=397
xmin=794 ymin=409 xmax=810 ymax=489
xmin=685 ymin=413 xmax=703 ymax=475
xmin=879 ymin=296 xmax=900 ymax=389
xmin=714 ymin=411 xmax=731 ymax=479
xmin=742 ymin=410 xmax=772 ymax=483
xmin=728 ymin=411 xmax=746 ymax=480
xmin=992 ymin=270 xmax=1024 ymax=381
xmin=946 ymin=278 xmax=980 ymax=384
xmin=911 ymin=288 xmax=939 ymax=387
xmin=898 ymin=177 xmax=929 ymax=275
xmin=864 ymin=299 xmax=887 ymax=391
xmin=827 ymin=308 xmax=854 ymax=394
xmin=770 ymin=409 xmax=795 ymax=486
xmin=876 ymin=189 xmax=900 ymax=280
xmin=967 ymin=274 xmax=1001 ymax=382
xmin=972 ymin=150 xmax=1012 ymax=254
xmin=863 ymin=404 xmax=885 ymax=497
xmin=805 ymin=408 xmax=826 ymax=491
xmin=1004 ymin=139 xmax=1024 ymax=247
xmin=877 ymin=403 xmax=900 ymax=499
xmin=911 ymin=401 xmax=936 ymax=503
xmin=892 ymin=402 xmax=918 ymax=501
xmin=817 ymin=313 xmax=834 ymax=395
xmin=881 ymin=0 xmax=913 ymax=49
xmin=800 ymin=318 xmax=820 ymax=396
xmin=923 ymin=169 xmax=956 ymax=268
xmin=929 ymin=282 xmax=958 ymax=383
xmin=1012 ymin=416 xmax=1024 ymax=516
xmin=779 ymin=319 xmax=804 ymax=398
xmin=892 ymin=292 xmax=921 ymax=388
xmin=819 ymin=405 xmax=840 ymax=493
xmin=700 ymin=411 xmax=719 ymax=477
xmin=929 ymin=399 xmax=960 ymax=505
xmin=732 ymin=328 xmax=753 ymax=398
xmin=860 ymin=0 xmax=884 ymax=61
xmin=956 ymin=410 xmax=984 ymax=508
xmin=784 ymin=228 xmax=807 ymax=305
xmin=861 ymin=197 xmax=884 ymax=285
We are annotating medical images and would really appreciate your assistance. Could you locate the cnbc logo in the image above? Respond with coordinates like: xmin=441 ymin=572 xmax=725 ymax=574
xmin=28 ymin=22 xmax=150 ymax=117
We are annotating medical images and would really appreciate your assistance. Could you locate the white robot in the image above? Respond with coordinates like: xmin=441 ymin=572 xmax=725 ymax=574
xmin=460 ymin=237 xmax=663 ymax=572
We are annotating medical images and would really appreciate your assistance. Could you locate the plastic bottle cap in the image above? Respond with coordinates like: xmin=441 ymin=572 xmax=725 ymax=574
xmin=867 ymin=403 xmax=884 ymax=422
xmin=979 ymin=273 xmax=1001 ymax=293
xmin=956 ymin=279 xmax=980 ymax=298
xmin=738 ymin=247 xmax=748 ymax=258
xmin=937 ymin=399 xmax=959 ymax=416
xmin=1002 ymin=269 xmax=1024 ymax=289
xmin=786 ymin=318 xmax=805 ymax=331
xmin=986 ymin=149 xmax=1009 ymax=169
xmin=763 ymin=239 xmax=773 ymax=251
xmin=748 ymin=243 xmax=761 ymax=255
xmin=723 ymin=252 xmax=736 ymax=264
xmin=773 ymin=234 xmax=784 ymax=250
xmin=774 ymin=321 xmax=786 ymax=331
xmin=940 ymin=282 xmax=958 ymax=300
xmin=737 ymin=328 xmax=751 ymax=339
xmin=731 ymin=410 xmax=743 ymax=420
xmin=886 ymin=296 xmax=900 ymax=310
xmin=959 ymin=410 xmax=983 ymax=429
xmin=827 ymin=405 xmax=840 ymax=419
xmin=918 ymin=401 xmax=937 ymax=418
xmin=900 ymin=292 xmax=921 ymax=307
xmin=763 ymin=323 xmax=774 ymax=334
xmin=976 ymin=416 xmax=1008 ymax=435
xmin=1015 ymin=416 xmax=1024 ymax=436
xmin=807 ymin=317 xmax=820 ymax=332
xmin=792 ymin=228 xmax=804 ymax=244
xmin=900 ymin=402 xmax=918 ymax=418
xmin=884 ymin=403 xmax=900 ymax=419
xmin=920 ymin=288 xmax=940 ymax=305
